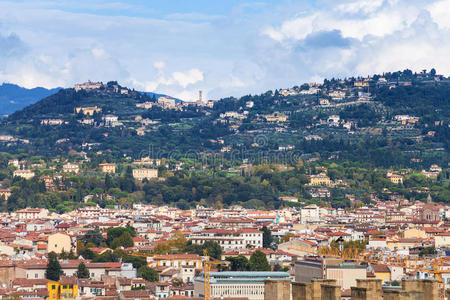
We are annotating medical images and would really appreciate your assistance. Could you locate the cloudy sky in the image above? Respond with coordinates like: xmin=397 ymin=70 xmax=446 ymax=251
xmin=0 ymin=0 xmax=449 ymax=101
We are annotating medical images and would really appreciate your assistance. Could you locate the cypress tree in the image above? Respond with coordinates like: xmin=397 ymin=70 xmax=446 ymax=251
xmin=45 ymin=252 xmax=64 ymax=281
xmin=75 ymin=262 xmax=90 ymax=278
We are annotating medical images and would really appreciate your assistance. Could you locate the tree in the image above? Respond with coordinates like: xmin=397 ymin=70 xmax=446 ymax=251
xmin=280 ymin=233 xmax=295 ymax=244
xmin=75 ymin=262 xmax=90 ymax=278
xmin=203 ymin=241 xmax=222 ymax=260
xmin=153 ymin=242 xmax=171 ymax=254
xmin=168 ymin=232 xmax=188 ymax=249
xmin=46 ymin=252 xmax=64 ymax=281
xmin=226 ymin=255 xmax=250 ymax=271
xmin=82 ymin=229 xmax=105 ymax=246
xmin=419 ymin=246 xmax=437 ymax=257
xmin=107 ymin=226 xmax=136 ymax=247
xmin=137 ymin=265 xmax=159 ymax=282
xmin=78 ymin=248 xmax=95 ymax=259
xmin=249 ymin=250 xmax=271 ymax=271
xmin=262 ymin=226 xmax=273 ymax=249
xmin=111 ymin=231 xmax=134 ymax=249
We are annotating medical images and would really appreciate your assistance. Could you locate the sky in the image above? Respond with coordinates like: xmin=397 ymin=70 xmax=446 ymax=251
xmin=0 ymin=0 xmax=450 ymax=101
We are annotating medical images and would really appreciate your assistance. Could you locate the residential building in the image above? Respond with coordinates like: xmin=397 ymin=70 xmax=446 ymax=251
xmin=387 ymin=172 xmax=403 ymax=184
xmin=99 ymin=163 xmax=116 ymax=174
xmin=154 ymin=254 xmax=203 ymax=269
xmin=47 ymin=276 xmax=78 ymax=300
xmin=158 ymin=97 xmax=177 ymax=108
xmin=13 ymin=169 xmax=35 ymax=180
xmin=189 ymin=228 xmax=263 ymax=250
xmin=74 ymin=106 xmax=102 ymax=116
xmin=14 ymin=208 xmax=48 ymax=220
xmin=132 ymin=168 xmax=158 ymax=180
xmin=47 ymin=233 xmax=72 ymax=254
xmin=63 ymin=163 xmax=80 ymax=174
xmin=295 ymin=258 xmax=367 ymax=290
xmin=264 ymin=113 xmax=288 ymax=122
xmin=308 ymin=173 xmax=332 ymax=186
xmin=0 ymin=189 xmax=12 ymax=200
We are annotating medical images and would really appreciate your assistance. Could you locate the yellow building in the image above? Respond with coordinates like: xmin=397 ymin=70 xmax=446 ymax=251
xmin=387 ymin=172 xmax=403 ymax=184
xmin=153 ymin=254 xmax=203 ymax=269
xmin=48 ymin=233 xmax=72 ymax=254
xmin=74 ymin=106 xmax=102 ymax=116
xmin=354 ymin=81 xmax=369 ymax=87
xmin=372 ymin=264 xmax=391 ymax=283
xmin=99 ymin=163 xmax=116 ymax=174
xmin=47 ymin=276 xmax=78 ymax=300
xmin=402 ymin=228 xmax=427 ymax=239
xmin=132 ymin=168 xmax=158 ymax=181
xmin=264 ymin=113 xmax=288 ymax=122
xmin=0 ymin=189 xmax=11 ymax=200
xmin=308 ymin=173 xmax=332 ymax=186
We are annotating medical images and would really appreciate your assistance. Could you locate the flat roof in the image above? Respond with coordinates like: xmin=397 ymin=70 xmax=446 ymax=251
xmin=194 ymin=271 xmax=291 ymax=284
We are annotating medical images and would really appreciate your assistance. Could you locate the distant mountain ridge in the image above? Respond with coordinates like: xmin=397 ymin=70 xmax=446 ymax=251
xmin=0 ymin=83 xmax=61 ymax=117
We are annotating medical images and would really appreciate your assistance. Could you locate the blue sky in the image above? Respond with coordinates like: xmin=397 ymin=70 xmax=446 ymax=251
xmin=0 ymin=0 xmax=450 ymax=100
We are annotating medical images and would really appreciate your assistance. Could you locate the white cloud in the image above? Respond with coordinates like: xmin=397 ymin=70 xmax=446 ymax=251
xmin=153 ymin=61 xmax=165 ymax=70
xmin=428 ymin=0 xmax=450 ymax=29
xmin=335 ymin=0 xmax=385 ymax=14
xmin=0 ymin=0 xmax=449 ymax=100
xmin=172 ymin=69 xmax=204 ymax=88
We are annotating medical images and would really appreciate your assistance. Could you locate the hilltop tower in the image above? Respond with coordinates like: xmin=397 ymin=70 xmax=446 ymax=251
xmin=197 ymin=90 xmax=203 ymax=106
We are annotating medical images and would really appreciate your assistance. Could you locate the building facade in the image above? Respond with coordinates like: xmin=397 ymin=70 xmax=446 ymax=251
xmin=194 ymin=271 xmax=290 ymax=300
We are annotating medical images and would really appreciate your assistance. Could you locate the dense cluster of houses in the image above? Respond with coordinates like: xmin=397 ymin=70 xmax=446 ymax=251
xmin=0 ymin=195 xmax=447 ymax=299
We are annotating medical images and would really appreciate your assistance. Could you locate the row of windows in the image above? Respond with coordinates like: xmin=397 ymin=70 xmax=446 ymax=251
xmin=212 ymin=284 xmax=264 ymax=296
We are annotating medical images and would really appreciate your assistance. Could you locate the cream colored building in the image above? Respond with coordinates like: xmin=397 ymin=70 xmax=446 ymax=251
xmin=435 ymin=232 xmax=450 ymax=248
xmin=14 ymin=208 xmax=49 ymax=220
xmin=63 ymin=163 xmax=80 ymax=174
xmin=132 ymin=168 xmax=158 ymax=180
xmin=0 ymin=189 xmax=12 ymax=200
xmin=47 ymin=233 xmax=72 ymax=254
xmin=158 ymin=97 xmax=176 ymax=109
xmin=75 ymin=106 xmax=102 ymax=116
xmin=264 ymin=113 xmax=288 ymax=122
xmin=99 ymin=163 xmax=116 ymax=174
xmin=154 ymin=254 xmax=203 ymax=269
xmin=300 ymin=204 xmax=325 ymax=223
xmin=326 ymin=263 xmax=367 ymax=290
xmin=402 ymin=228 xmax=427 ymax=239
xmin=13 ymin=170 xmax=35 ymax=180
xmin=74 ymin=81 xmax=103 ymax=91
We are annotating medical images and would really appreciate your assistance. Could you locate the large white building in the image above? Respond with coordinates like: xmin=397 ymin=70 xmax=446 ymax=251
xmin=194 ymin=272 xmax=290 ymax=300
xmin=300 ymin=204 xmax=326 ymax=223
xmin=189 ymin=228 xmax=262 ymax=251
xmin=132 ymin=168 xmax=158 ymax=181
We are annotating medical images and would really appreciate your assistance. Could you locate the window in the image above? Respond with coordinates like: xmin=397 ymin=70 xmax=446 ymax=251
xmin=52 ymin=285 xmax=56 ymax=290
xmin=35 ymin=274 xmax=38 ymax=278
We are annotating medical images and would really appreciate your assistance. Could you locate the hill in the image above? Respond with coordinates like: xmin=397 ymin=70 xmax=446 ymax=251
xmin=0 ymin=83 xmax=61 ymax=117
xmin=0 ymin=70 xmax=449 ymax=169
xmin=0 ymin=70 xmax=449 ymax=211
